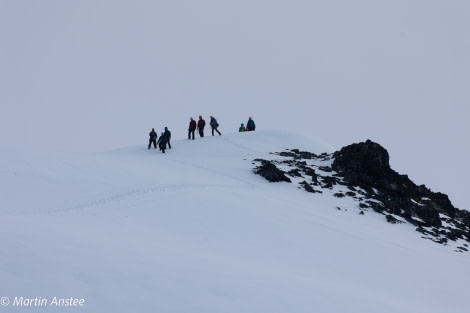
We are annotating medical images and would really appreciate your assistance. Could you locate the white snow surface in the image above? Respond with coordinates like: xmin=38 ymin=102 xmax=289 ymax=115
xmin=1 ymin=131 xmax=468 ymax=313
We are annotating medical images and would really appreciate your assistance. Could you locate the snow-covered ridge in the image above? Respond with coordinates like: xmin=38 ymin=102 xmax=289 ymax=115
xmin=1 ymin=131 xmax=468 ymax=313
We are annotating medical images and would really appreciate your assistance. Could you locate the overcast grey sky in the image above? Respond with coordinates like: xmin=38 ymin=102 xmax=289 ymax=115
xmin=1 ymin=0 xmax=469 ymax=209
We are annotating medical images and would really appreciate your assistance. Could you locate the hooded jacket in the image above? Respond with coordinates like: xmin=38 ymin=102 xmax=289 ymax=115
xmin=210 ymin=117 xmax=218 ymax=127
xmin=246 ymin=118 xmax=255 ymax=130
xmin=197 ymin=117 xmax=206 ymax=129
xmin=189 ymin=119 xmax=197 ymax=130
xmin=149 ymin=130 xmax=157 ymax=139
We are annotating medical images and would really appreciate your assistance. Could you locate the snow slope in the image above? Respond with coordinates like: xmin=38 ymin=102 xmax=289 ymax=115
xmin=1 ymin=131 xmax=468 ymax=313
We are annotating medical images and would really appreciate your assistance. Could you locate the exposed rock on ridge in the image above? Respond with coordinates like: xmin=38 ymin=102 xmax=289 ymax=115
xmin=253 ymin=140 xmax=470 ymax=252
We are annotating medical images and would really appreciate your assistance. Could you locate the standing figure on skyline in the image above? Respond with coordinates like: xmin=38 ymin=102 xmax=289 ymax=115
xmin=164 ymin=127 xmax=172 ymax=149
xmin=188 ymin=117 xmax=196 ymax=140
xmin=210 ymin=116 xmax=221 ymax=136
xmin=157 ymin=132 xmax=167 ymax=153
xmin=148 ymin=128 xmax=157 ymax=149
xmin=197 ymin=116 xmax=206 ymax=137
xmin=246 ymin=117 xmax=256 ymax=131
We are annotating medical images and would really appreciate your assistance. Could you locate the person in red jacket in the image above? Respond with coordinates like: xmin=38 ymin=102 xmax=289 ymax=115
xmin=188 ymin=117 xmax=197 ymax=140
xmin=197 ymin=115 xmax=206 ymax=137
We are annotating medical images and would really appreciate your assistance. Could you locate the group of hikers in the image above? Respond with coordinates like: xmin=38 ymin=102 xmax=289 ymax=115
xmin=238 ymin=117 xmax=256 ymax=132
xmin=148 ymin=127 xmax=172 ymax=153
xmin=148 ymin=116 xmax=256 ymax=153
xmin=187 ymin=115 xmax=221 ymax=140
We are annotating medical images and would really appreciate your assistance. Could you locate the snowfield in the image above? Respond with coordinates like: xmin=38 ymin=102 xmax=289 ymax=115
xmin=1 ymin=131 xmax=468 ymax=313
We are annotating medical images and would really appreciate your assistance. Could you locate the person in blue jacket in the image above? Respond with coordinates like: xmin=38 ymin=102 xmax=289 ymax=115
xmin=246 ymin=117 xmax=256 ymax=131
xmin=209 ymin=116 xmax=221 ymax=136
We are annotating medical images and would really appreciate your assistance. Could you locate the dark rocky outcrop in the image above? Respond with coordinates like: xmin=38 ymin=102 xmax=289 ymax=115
xmin=386 ymin=214 xmax=404 ymax=224
xmin=332 ymin=139 xmax=392 ymax=187
xmin=299 ymin=180 xmax=321 ymax=193
xmin=253 ymin=142 xmax=470 ymax=252
xmin=332 ymin=140 xmax=468 ymax=230
xmin=253 ymin=159 xmax=291 ymax=183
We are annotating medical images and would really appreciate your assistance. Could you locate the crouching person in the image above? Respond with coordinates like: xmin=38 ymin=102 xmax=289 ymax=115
xmin=157 ymin=132 xmax=167 ymax=153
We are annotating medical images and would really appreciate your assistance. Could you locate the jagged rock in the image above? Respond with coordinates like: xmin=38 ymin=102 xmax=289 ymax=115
xmin=332 ymin=139 xmax=391 ymax=181
xmin=299 ymin=181 xmax=320 ymax=193
xmin=331 ymin=139 xmax=468 ymax=243
xmin=409 ymin=205 xmax=442 ymax=228
xmin=277 ymin=151 xmax=297 ymax=158
xmin=298 ymin=165 xmax=318 ymax=182
xmin=254 ymin=160 xmax=291 ymax=183
xmin=386 ymin=214 xmax=404 ymax=224
xmin=322 ymin=181 xmax=333 ymax=189
xmin=253 ymin=142 xmax=470 ymax=251
xmin=287 ymin=168 xmax=303 ymax=177
xmin=318 ymin=166 xmax=333 ymax=172
xmin=321 ymin=176 xmax=340 ymax=186
xmin=290 ymin=149 xmax=317 ymax=159
xmin=277 ymin=149 xmax=317 ymax=160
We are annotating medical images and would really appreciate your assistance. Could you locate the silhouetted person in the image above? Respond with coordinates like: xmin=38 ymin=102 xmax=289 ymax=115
xmin=188 ymin=117 xmax=196 ymax=140
xmin=157 ymin=132 xmax=167 ymax=153
xmin=210 ymin=116 xmax=221 ymax=136
xmin=164 ymin=127 xmax=172 ymax=149
xmin=246 ymin=117 xmax=256 ymax=131
xmin=148 ymin=128 xmax=157 ymax=149
xmin=197 ymin=116 xmax=206 ymax=137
